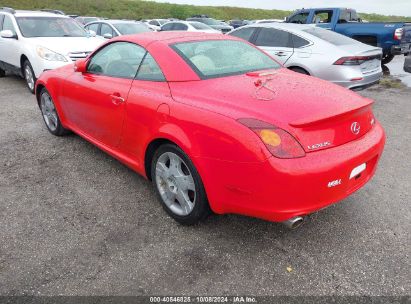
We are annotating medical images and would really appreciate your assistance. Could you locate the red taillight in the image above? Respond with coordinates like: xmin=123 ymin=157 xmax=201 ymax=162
xmin=334 ymin=56 xmax=370 ymax=65
xmin=238 ymin=118 xmax=305 ymax=159
xmin=394 ymin=28 xmax=403 ymax=41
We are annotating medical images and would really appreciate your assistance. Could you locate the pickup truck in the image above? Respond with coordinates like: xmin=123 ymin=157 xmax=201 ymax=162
xmin=286 ymin=8 xmax=411 ymax=64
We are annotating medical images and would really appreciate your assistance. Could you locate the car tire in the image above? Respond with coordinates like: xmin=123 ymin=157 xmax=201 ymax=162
xmin=289 ymin=67 xmax=310 ymax=75
xmin=23 ymin=60 xmax=36 ymax=94
xmin=0 ymin=66 xmax=5 ymax=78
xmin=39 ymin=88 xmax=70 ymax=136
xmin=151 ymin=143 xmax=211 ymax=225
xmin=382 ymin=54 xmax=394 ymax=65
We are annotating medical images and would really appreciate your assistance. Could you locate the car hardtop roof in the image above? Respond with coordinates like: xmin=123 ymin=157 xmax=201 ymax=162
xmin=91 ymin=19 xmax=143 ymax=24
xmin=13 ymin=10 xmax=70 ymax=18
xmin=112 ymin=31 xmax=238 ymax=47
xmin=245 ymin=22 xmax=315 ymax=32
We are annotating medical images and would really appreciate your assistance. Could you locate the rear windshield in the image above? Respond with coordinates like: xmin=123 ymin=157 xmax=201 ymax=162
xmin=189 ymin=22 xmax=212 ymax=30
xmin=193 ymin=18 xmax=220 ymax=26
xmin=114 ymin=22 xmax=151 ymax=35
xmin=303 ymin=27 xmax=357 ymax=46
xmin=17 ymin=17 xmax=87 ymax=38
xmin=172 ymin=40 xmax=280 ymax=79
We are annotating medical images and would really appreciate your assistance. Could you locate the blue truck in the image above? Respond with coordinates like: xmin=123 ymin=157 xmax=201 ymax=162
xmin=286 ymin=8 xmax=411 ymax=64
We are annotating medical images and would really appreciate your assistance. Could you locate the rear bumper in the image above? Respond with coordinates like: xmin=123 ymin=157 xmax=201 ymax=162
xmin=391 ymin=43 xmax=411 ymax=55
xmin=334 ymin=70 xmax=383 ymax=90
xmin=197 ymin=123 xmax=385 ymax=222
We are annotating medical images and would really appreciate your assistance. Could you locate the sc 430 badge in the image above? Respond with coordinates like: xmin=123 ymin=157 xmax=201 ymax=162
xmin=328 ymin=179 xmax=342 ymax=188
xmin=307 ymin=141 xmax=331 ymax=151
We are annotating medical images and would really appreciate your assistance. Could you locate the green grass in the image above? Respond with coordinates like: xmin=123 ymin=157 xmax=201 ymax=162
xmin=2 ymin=0 xmax=411 ymax=22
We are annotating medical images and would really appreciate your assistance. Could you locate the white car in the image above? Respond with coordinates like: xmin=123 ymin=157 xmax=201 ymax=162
xmin=0 ymin=8 xmax=105 ymax=93
xmin=160 ymin=21 xmax=220 ymax=33
xmin=85 ymin=20 xmax=152 ymax=39
xmin=252 ymin=19 xmax=284 ymax=24
xmin=229 ymin=23 xmax=383 ymax=89
xmin=144 ymin=19 xmax=169 ymax=31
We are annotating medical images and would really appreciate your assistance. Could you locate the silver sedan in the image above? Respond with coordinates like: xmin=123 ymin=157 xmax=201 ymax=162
xmin=228 ymin=23 xmax=383 ymax=89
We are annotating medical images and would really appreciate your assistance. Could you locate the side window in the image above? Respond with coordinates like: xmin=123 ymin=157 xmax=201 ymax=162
xmin=87 ymin=42 xmax=146 ymax=78
xmin=254 ymin=28 xmax=291 ymax=48
xmin=161 ymin=23 xmax=174 ymax=31
xmin=291 ymin=34 xmax=310 ymax=48
xmin=339 ymin=10 xmax=360 ymax=23
xmin=173 ymin=23 xmax=188 ymax=31
xmin=288 ymin=13 xmax=309 ymax=24
xmin=313 ymin=10 xmax=333 ymax=24
xmin=150 ymin=20 xmax=159 ymax=26
xmin=136 ymin=53 xmax=165 ymax=81
xmin=100 ymin=23 xmax=115 ymax=38
xmin=3 ymin=15 xmax=16 ymax=34
xmin=229 ymin=27 xmax=256 ymax=42
xmin=86 ymin=23 xmax=99 ymax=34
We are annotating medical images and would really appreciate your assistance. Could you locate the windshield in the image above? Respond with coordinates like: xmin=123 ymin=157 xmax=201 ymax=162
xmin=172 ymin=40 xmax=280 ymax=79
xmin=303 ymin=27 xmax=357 ymax=46
xmin=158 ymin=19 xmax=168 ymax=25
xmin=189 ymin=22 xmax=212 ymax=30
xmin=17 ymin=17 xmax=87 ymax=38
xmin=114 ymin=22 xmax=151 ymax=35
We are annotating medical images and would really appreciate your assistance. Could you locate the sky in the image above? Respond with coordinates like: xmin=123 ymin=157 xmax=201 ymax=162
xmin=153 ymin=0 xmax=411 ymax=16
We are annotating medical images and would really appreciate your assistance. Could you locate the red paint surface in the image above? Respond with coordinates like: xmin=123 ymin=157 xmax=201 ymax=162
xmin=36 ymin=32 xmax=385 ymax=222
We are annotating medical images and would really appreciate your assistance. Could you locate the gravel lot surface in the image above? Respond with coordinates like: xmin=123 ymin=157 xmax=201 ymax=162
xmin=0 ymin=63 xmax=410 ymax=296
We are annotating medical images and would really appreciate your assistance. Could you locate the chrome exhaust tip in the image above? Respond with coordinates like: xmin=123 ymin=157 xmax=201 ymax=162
xmin=282 ymin=216 xmax=305 ymax=229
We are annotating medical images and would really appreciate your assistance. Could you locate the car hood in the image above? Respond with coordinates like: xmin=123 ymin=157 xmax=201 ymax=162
xmin=169 ymin=68 xmax=374 ymax=152
xmin=27 ymin=36 xmax=105 ymax=55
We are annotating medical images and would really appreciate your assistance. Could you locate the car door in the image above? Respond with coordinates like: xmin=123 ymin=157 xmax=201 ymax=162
xmin=61 ymin=41 xmax=146 ymax=147
xmin=120 ymin=52 xmax=172 ymax=157
xmin=253 ymin=27 xmax=294 ymax=64
xmin=0 ymin=15 xmax=20 ymax=68
xmin=100 ymin=23 xmax=117 ymax=39
xmin=85 ymin=22 xmax=100 ymax=36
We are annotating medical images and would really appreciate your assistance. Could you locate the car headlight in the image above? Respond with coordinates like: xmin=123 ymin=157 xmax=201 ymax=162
xmin=36 ymin=46 xmax=67 ymax=62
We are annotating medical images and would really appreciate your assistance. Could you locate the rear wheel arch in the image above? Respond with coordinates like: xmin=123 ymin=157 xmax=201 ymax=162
xmin=288 ymin=66 xmax=311 ymax=75
xmin=145 ymin=138 xmax=176 ymax=180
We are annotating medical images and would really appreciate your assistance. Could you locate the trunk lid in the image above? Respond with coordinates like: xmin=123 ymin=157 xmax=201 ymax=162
xmin=169 ymin=68 xmax=375 ymax=153
xmin=337 ymin=44 xmax=382 ymax=74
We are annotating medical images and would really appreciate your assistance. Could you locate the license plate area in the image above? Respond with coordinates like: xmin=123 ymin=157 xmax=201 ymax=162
xmin=361 ymin=59 xmax=380 ymax=73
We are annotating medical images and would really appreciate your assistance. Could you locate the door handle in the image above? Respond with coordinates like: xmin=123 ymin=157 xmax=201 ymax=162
xmin=109 ymin=94 xmax=125 ymax=105
xmin=275 ymin=51 xmax=287 ymax=57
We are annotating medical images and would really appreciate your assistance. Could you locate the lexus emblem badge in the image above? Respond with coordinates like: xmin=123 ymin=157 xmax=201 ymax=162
xmin=351 ymin=122 xmax=360 ymax=135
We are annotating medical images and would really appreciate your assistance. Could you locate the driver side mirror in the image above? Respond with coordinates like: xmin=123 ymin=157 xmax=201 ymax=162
xmin=103 ymin=33 xmax=113 ymax=39
xmin=74 ymin=59 xmax=87 ymax=73
xmin=87 ymin=30 xmax=97 ymax=37
xmin=0 ymin=30 xmax=17 ymax=39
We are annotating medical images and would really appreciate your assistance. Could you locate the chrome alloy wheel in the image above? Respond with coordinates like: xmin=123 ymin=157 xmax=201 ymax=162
xmin=40 ymin=92 xmax=58 ymax=132
xmin=25 ymin=65 xmax=35 ymax=91
xmin=155 ymin=152 xmax=196 ymax=216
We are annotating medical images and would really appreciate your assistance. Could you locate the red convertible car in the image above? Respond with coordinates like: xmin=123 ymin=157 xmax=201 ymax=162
xmin=35 ymin=32 xmax=385 ymax=228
